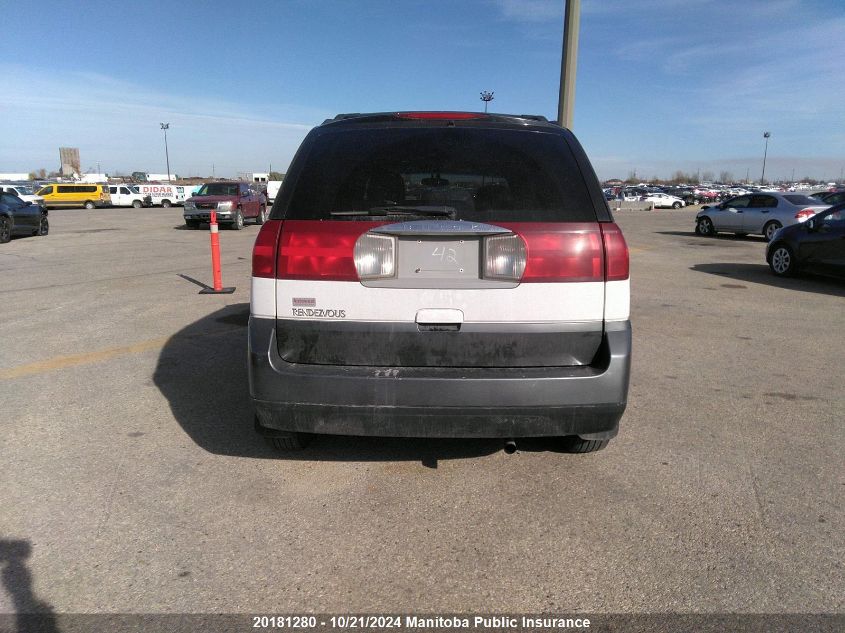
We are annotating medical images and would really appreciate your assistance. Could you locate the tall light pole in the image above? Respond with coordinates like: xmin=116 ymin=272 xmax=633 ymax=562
xmin=160 ymin=123 xmax=171 ymax=182
xmin=480 ymin=91 xmax=494 ymax=113
xmin=557 ymin=0 xmax=581 ymax=128
xmin=761 ymin=131 xmax=770 ymax=185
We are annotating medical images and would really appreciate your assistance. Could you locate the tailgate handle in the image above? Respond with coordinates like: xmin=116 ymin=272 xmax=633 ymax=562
xmin=416 ymin=309 xmax=463 ymax=329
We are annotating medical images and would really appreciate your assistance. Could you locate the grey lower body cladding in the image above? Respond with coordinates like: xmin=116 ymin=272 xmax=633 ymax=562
xmin=249 ymin=318 xmax=631 ymax=439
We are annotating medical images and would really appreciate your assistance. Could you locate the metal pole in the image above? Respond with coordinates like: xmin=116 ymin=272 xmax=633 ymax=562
xmin=557 ymin=0 xmax=581 ymax=128
xmin=161 ymin=123 xmax=171 ymax=182
xmin=761 ymin=131 xmax=770 ymax=185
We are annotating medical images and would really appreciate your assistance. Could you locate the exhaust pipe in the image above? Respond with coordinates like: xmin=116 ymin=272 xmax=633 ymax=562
xmin=503 ymin=440 xmax=517 ymax=455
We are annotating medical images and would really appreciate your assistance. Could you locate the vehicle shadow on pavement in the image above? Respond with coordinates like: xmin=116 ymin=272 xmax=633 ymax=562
xmin=0 ymin=539 xmax=60 ymax=633
xmin=155 ymin=303 xmax=581 ymax=464
xmin=655 ymin=231 xmax=767 ymax=243
xmin=691 ymin=263 xmax=845 ymax=297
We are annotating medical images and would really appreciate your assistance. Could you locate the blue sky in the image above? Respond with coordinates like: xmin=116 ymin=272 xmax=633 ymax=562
xmin=1 ymin=0 xmax=843 ymax=181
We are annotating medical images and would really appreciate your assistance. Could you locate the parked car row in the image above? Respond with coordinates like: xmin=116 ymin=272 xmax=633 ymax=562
xmin=694 ymin=192 xmax=828 ymax=241
xmin=690 ymin=192 xmax=844 ymax=280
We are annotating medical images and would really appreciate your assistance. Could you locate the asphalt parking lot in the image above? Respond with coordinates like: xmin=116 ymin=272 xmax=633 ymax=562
xmin=1 ymin=206 xmax=842 ymax=615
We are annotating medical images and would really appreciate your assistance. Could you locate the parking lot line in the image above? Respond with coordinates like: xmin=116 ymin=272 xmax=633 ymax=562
xmin=0 ymin=328 xmax=234 ymax=380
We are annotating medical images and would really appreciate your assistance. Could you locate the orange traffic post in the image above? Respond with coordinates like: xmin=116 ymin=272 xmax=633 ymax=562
xmin=199 ymin=210 xmax=235 ymax=294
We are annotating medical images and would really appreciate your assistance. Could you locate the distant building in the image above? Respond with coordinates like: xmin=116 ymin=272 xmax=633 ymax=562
xmin=59 ymin=147 xmax=81 ymax=177
xmin=131 ymin=172 xmax=177 ymax=182
xmin=239 ymin=172 xmax=269 ymax=183
xmin=0 ymin=173 xmax=30 ymax=181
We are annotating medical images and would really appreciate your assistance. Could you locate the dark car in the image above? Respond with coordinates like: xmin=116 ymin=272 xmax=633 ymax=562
xmin=182 ymin=181 xmax=267 ymax=229
xmin=0 ymin=192 xmax=49 ymax=243
xmin=248 ymin=111 xmax=631 ymax=453
xmin=766 ymin=203 xmax=845 ymax=278
xmin=817 ymin=190 xmax=845 ymax=206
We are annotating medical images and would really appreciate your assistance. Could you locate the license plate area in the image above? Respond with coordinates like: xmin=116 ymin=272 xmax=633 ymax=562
xmin=399 ymin=237 xmax=478 ymax=280
xmin=359 ymin=237 xmax=519 ymax=289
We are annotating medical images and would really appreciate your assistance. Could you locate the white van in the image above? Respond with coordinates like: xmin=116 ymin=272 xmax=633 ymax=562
xmin=1 ymin=184 xmax=45 ymax=207
xmin=107 ymin=185 xmax=151 ymax=208
xmin=135 ymin=184 xmax=192 ymax=207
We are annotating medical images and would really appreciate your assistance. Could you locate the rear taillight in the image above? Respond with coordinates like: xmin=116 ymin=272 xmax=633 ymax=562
xmin=396 ymin=112 xmax=485 ymax=120
xmin=483 ymin=234 xmax=527 ymax=281
xmin=795 ymin=208 xmax=816 ymax=221
xmin=499 ymin=223 xmax=604 ymax=282
xmin=600 ymin=223 xmax=629 ymax=281
xmin=354 ymin=233 xmax=396 ymax=280
xmin=252 ymin=219 xmax=283 ymax=278
xmin=276 ymin=220 xmax=380 ymax=281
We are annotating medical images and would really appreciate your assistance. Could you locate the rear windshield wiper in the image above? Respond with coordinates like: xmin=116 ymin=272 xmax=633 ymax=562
xmin=330 ymin=205 xmax=457 ymax=218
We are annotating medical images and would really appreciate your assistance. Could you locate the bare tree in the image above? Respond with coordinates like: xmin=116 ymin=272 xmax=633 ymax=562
xmin=719 ymin=171 xmax=733 ymax=183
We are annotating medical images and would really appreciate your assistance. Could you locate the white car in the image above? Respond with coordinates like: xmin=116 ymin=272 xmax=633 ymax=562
xmin=248 ymin=111 xmax=631 ymax=454
xmin=644 ymin=192 xmax=685 ymax=209
xmin=107 ymin=185 xmax=151 ymax=208
xmin=0 ymin=184 xmax=45 ymax=207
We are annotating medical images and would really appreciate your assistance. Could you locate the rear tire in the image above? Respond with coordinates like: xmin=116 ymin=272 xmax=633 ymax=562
xmin=265 ymin=434 xmax=310 ymax=451
xmin=37 ymin=213 xmax=49 ymax=236
xmin=561 ymin=437 xmax=610 ymax=453
xmin=769 ymin=243 xmax=796 ymax=277
xmin=696 ymin=216 xmax=715 ymax=236
xmin=764 ymin=221 xmax=782 ymax=242
xmin=256 ymin=205 xmax=266 ymax=225
xmin=84 ymin=200 xmax=95 ymax=209
xmin=132 ymin=200 xmax=142 ymax=208
xmin=0 ymin=216 xmax=11 ymax=243
xmin=672 ymin=201 xmax=682 ymax=209
xmin=161 ymin=199 xmax=172 ymax=208
xmin=231 ymin=209 xmax=244 ymax=230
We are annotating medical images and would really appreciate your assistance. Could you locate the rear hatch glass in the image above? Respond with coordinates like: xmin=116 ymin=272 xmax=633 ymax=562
xmin=283 ymin=127 xmax=597 ymax=223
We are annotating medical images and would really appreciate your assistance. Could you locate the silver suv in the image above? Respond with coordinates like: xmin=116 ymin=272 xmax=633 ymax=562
xmin=249 ymin=112 xmax=631 ymax=453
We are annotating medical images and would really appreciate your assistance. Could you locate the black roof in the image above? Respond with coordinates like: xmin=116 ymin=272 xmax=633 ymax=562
xmin=320 ymin=111 xmax=560 ymax=130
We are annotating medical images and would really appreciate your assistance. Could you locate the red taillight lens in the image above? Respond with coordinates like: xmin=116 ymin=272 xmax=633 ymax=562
xmin=600 ymin=222 xmax=629 ymax=281
xmin=497 ymin=223 xmax=604 ymax=282
xmin=252 ymin=219 xmax=283 ymax=278
xmin=795 ymin=208 xmax=815 ymax=221
xmin=395 ymin=112 xmax=485 ymax=120
xmin=276 ymin=220 xmax=383 ymax=281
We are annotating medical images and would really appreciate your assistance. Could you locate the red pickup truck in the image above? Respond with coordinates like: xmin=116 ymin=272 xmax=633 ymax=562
xmin=182 ymin=181 xmax=267 ymax=229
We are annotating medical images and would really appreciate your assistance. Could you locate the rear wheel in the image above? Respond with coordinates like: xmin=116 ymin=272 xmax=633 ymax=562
xmin=256 ymin=415 xmax=310 ymax=451
xmin=84 ymin=200 xmax=95 ymax=209
xmin=0 ymin=216 xmax=11 ymax=243
xmin=231 ymin=209 xmax=244 ymax=230
xmin=764 ymin=221 xmax=782 ymax=241
xmin=132 ymin=200 xmax=142 ymax=208
xmin=265 ymin=434 xmax=310 ymax=451
xmin=256 ymin=205 xmax=266 ymax=225
xmin=672 ymin=201 xmax=682 ymax=209
xmin=37 ymin=213 xmax=49 ymax=236
xmin=696 ymin=216 xmax=715 ymax=236
xmin=161 ymin=199 xmax=172 ymax=208
xmin=769 ymin=243 xmax=796 ymax=277
xmin=561 ymin=437 xmax=610 ymax=453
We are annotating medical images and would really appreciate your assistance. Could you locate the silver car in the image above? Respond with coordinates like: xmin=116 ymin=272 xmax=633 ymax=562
xmin=694 ymin=192 xmax=829 ymax=241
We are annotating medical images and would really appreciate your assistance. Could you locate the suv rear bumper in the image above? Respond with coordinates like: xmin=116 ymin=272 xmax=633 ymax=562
xmin=249 ymin=318 xmax=631 ymax=439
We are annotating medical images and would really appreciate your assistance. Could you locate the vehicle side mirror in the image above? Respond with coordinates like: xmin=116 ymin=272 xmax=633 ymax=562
xmin=805 ymin=219 xmax=815 ymax=231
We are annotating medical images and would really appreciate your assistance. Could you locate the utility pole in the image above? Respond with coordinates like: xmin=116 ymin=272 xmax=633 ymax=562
xmin=160 ymin=123 xmax=171 ymax=182
xmin=761 ymin=131 xmax=770 ymax=185
xmin=557 ymin=0 xmax=581 ymax=128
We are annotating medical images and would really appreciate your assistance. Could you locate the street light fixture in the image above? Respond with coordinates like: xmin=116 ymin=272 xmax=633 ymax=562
xmin=480 ymin=91 xmax=494 ymax=113
xmin=761 ymin=131 xmax=771 ymax=185
xmin=160 ymin=123 xmax=171 ymax=182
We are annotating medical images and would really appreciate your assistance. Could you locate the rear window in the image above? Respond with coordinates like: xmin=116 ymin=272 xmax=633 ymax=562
xmin=283 ymin=128 xmax=597 ymax=222
xmin=784 ymin=194 xmax=819 ymax=205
